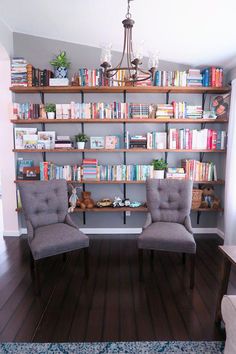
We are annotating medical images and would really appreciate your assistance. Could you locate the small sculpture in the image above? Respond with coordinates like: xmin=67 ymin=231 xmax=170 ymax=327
xmin=68 ymin=185 xmax=82 ymax=213
xmin=97 ymin=198 xmax=113 ymax=208
xmin=80 ymin=191 xmax=94 ymax=209
xmin=113 ymin=196 xmax=124 ymax=208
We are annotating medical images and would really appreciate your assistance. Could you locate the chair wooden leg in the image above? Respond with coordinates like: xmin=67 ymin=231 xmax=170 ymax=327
xmin=150 ymin=250 xmax=154 ymax=271
xmin=62 ymin=253 xmax=67 ymax=262
xmin=182 ymin=253 xmax=186 ymax=265
xmin=84 ymin=248 xmax=89 ymax=279
xmin=34 ymin=260 xmax=41 ymax=296
xmin=190 ymin=254 xmax=195 ymax=289
xmin=139 ymin=249 xmax=143 ymax=281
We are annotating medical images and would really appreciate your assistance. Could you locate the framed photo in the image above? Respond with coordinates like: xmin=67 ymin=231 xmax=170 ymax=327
xmin=90 ymin=136 xmax=105 ymax=149
xmin=23 ymin=166 xmax=40 ymax=180
xmin=37 ymin=131 xmax=55 ymax=149
xmin=105 ymin=135 xmax=120 ymax=149
xmin=210 ymin=93 xmax=230 ymax=120
xmin=23 ymin=134 xmax=38 ymax=149
xmin=14 ymin=127 xmax=37 ymax=149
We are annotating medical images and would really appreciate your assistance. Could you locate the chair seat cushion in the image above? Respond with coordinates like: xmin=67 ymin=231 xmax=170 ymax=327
xmin=30 ymin=223 xmax=89 ymax=260
xmin=138 ymin=221 xmax=196 ymax=254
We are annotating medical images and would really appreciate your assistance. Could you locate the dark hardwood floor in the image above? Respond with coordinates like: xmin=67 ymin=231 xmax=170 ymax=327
xmin=0 ymin=233 xmax=227 ymax=342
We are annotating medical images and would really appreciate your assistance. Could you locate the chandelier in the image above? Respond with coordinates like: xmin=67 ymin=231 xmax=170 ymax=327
xmin=100 ymin=0 xmax=159 ymax=85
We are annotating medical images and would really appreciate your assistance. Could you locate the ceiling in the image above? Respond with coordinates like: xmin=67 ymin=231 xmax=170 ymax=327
xmin=1 ymin=0 xmax=236 ymax=69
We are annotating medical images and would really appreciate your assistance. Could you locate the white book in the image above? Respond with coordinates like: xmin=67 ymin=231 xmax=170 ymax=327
xmin=156 ymin=132 xmax=167 ymax=149
xmin=49 ymin=78 xmax=69 ymax=86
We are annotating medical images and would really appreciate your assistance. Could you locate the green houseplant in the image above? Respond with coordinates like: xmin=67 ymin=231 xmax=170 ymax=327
xmin=152 ymin=158 xmax=168 ymax=179
xmin=50 ymin=51 xmax=71 ymax=78
xmin=75 ymin=133 xmax=89 ymax=149
xmin=45 ymin=103 xmax=56 ymax=119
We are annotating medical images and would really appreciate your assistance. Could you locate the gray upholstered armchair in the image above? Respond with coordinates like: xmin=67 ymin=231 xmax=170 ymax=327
xmin=18 ymin=180 xmax=89 ymax=294
xmin=138 ymin=179 xmax=196 ymax=288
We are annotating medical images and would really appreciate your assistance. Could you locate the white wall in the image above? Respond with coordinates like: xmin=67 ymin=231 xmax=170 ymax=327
xmin=0 ymin=19 xmax=20 ymax=236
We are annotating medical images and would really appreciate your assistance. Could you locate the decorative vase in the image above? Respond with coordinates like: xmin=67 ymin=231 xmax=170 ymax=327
xmin=77 ymin=142 xmax=85 ymax=149
xmin=54 ymin=66 xmax=68 ymax=78
xmin=47 ymin=112 xmax=55 ymax=119
xmin=153 ymin=170 xmax=165 ymax=179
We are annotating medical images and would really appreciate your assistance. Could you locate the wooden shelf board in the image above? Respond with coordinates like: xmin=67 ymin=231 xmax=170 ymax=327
xmin=14 ymin=179 xmax=225 ymax=185
xmin=13 ymin=148 xmax=226 ymax=153
xmin=15 ymin=206 xmax=224 ymax=213
xmin=10 ymin=118 xmax=229 ymax=124
xmin=10 ymin=85 xmax=231 ymax=94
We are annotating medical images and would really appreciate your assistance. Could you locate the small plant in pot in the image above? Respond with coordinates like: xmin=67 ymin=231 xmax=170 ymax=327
xmin=45 ymin=103 xmax=56 ymax=119
xmin=50 ymin=50 xmax=71 ymax=78
xmin=75 ymin=133 xmax=89 ymax=149
xmin=152 ymin=158 xmax=168 ymax=179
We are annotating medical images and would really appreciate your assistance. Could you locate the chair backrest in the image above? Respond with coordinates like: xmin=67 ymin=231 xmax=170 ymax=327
xmin=146 ymin=179 xmax=193 ymax=224
xmin=18 ymin=180 xmax=68 ymax=228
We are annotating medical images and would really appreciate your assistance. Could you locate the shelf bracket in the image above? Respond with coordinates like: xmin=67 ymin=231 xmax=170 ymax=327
xmin=166 ymin=91 xmax=170 ymax=104
xmin=197 ymin=211 xmax=201 ymax=224
xmin=200 ymin=152 xmax=205 ymax=162
xmin=40 ymin=92 xmax=45 ymax=105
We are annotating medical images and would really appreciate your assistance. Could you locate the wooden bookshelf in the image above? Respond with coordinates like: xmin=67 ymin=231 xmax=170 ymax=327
xmin=11 ymin=118 xmax=229 ymax=124
xmin=13 ymin=148 xmax=226 ymax=153
xmin=15 ymin=206 xmax=224 ymax=213
xmin=14 ymin=179 xmax=225 ymax=185
xmin=10 ymin=85 xmax=231 ymax=94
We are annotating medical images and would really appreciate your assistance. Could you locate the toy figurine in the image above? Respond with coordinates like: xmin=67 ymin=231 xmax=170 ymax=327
xmin=68 ymin=185 xmax=82 ymax=213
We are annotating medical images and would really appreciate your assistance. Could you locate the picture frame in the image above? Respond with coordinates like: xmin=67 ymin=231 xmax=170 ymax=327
xmin=37 ymin=131 xmax=56 ymax=149
xmin=22 ymin=166 xmax=40 ymax=180
xmin=90 ymin=136 xmax=105 ymax=149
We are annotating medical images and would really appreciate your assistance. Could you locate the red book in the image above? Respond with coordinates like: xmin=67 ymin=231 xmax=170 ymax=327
xmin=207 ymin=129 xmax=212 ymax=149
xmin=212 ymin=130 xmax=217 ymax=150
xmin=211 ymin=67 xmax=216 ymax=87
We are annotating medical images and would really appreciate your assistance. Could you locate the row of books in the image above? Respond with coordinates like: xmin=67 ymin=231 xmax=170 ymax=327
xmin=72 ymin=68 xmax=104 ymax=87
xmin=26 ymin=64 xmax=54 ymax=87
xmin=153 ymin=67 xmax=224 ymax=87
xmin=202 ymin=67 xmax=223 ymax=87
xmin=168 ymin=128 xmax=226 ymax=150
xmin=181 ymin=160 xmax=217 ymax=181
xmin=37 ymin=162 xmax=154 ymax=181
xmin=13 ymin=100 xmax=223 ymax=120
xmin=17 ymin=159 xmax=218 ymax=182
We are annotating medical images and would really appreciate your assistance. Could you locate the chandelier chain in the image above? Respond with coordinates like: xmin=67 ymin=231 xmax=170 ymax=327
xmin=126 ymin=0 xmax=133 ymax=19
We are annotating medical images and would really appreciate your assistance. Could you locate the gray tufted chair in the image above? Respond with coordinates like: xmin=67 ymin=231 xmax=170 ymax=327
xmin=138 ymin=179 xmax=196 ymax=288
xmin=18 ymin=180 xmax=89 ymax=294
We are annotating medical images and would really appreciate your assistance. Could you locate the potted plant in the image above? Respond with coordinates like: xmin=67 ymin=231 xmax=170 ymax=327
xmin=45 ymin=103 xmax=56 ymax=119
xmin=152 ymin=158 xmax=168 ymax=179
xmin=50 ymin=51 xmax=71 ymax=78
xmin=75 ymin=133 xmax=89 ymax=149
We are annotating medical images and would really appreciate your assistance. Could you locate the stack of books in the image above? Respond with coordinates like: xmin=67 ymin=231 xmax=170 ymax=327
xmin=166 ymin=167 xmax=186 ymax=180
xmin=55 ymin=136 xmax=72 ymax=149
xmin=11 ymin=58 xmax=28 ymax=86
xmin=39 ymin=162 xmax=81 ymax=181
xmin=82 ymin=159 xmax=98 ymax=180
xmin=187 ymin=69 xmax=202 ymax=87
xmin=181 ymin=160 xmax=217 ymax=181
xmin=156 ymin=104 xmax=174 ymax=118
xmin=129 ymin=135 xmax=147 ymax=149
xmin=129 ymin=104 xmax=149 ymax=119
xmin=186 ymin=105 xmax=203 ymax=119
xmin=202 ymin=67 xmax=223 ymax=87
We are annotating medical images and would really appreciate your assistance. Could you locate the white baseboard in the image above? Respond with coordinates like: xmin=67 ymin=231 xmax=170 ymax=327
xmin=3 ymin=230 xmax=21 ymax=237
xmin=18 ymin=226 xmax=224 ymax=237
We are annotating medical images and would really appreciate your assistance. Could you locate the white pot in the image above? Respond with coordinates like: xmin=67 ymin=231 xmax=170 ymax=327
xmin=47 ymin=112 xmax=55 ymax=119
xmin=77 ymin=142 xmax=85 ymax=149
xmin=153 ymin=170 xmax=165 ymax=179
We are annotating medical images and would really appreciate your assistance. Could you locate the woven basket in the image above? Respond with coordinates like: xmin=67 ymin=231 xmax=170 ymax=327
xmin=192 ymin=189 xmax=203 ymax=209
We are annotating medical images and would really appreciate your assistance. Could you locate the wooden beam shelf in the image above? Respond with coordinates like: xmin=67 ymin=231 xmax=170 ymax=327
xmin=10 ymin=85 xmax=231 ymax=94
xmin=14 ymin=179 xmax=225 ymax=185
xmin=15 ymin=206 xmax=224 ymax=213
xmin=13 ymin=148 xmax=226 ymax=153
xmin=10 ymin=118 xmax=229 ymax=124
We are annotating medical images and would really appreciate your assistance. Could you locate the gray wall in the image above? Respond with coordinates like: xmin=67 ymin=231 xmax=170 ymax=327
xmin=13 ymin=33 xmax=224 ymax=230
